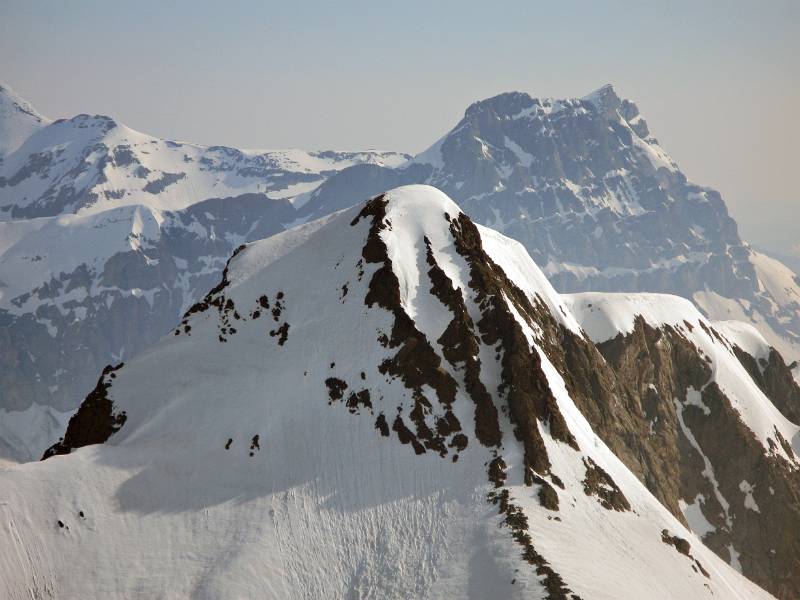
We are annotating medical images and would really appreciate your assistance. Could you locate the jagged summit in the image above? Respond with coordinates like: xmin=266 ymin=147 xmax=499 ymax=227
xmin=581 ymin=83 xmax=620 ymax=108
xmin=460 ymin=84 xmax=634 ymax=126
xmin=0 ymin=81 xmax=50 ymax=121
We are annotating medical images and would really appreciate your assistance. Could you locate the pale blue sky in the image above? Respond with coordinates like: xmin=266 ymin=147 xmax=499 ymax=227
xmin=1 ymin=0 xmax=798 ymax=253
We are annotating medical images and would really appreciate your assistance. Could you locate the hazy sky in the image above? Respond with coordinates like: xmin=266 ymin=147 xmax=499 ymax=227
xmin=1 ymin=0 xmax=797 ymax=254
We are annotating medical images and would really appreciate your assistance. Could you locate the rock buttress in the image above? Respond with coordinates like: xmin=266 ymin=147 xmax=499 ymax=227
xmin=42 ymin=363 xmax=127 ymax=459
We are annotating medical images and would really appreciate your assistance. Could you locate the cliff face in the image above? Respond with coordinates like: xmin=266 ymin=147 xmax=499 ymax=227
xmin=564 ymin=294 xmax=800 ymax=598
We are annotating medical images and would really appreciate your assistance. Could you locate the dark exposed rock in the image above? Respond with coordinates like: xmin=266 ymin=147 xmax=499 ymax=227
xmin=424 ymin=236 xmax=500 ymax=448
xmin=354 ymin=195 xmax=462 ymax=457
xmin=661 ymin=529 xmax=692 ymax=556
xmin=324 ymin=378 xmax=348 ymax=402
xmin=249 ymin=435 xmax=260 ymax=457
xmin=488 ymin=488 xmax=581 ymax=600
xmin=584 ymin=318 xmax=800 ymax=597
xmin=142 ymin=172 xmax=186 ymax=194
xmin=488 ymin=456 xmax=508 ymax=488
xmin=731 ymin=345 xmax=800 ymax=423
xmin=42 ymin=363 xmax=127 ymax=459
xmin=661 ymin=530 xmax=710 ymax=579
xmin=532 ymin=474 xmax=560 ymax=511
xmin=269 ymin=322 xmax=290 ymax=346
xmin=345 ymin=389 xmax=372 ymax=414
xmin=449 ymin=211 xmax=577 ymax=483
xmin=374 ymin=413 xmax=390 ymax=437
xmin=392 ymin=415 xmax=425 ymax=455
xmin=581 ymin=457 xmax=630 ymax=512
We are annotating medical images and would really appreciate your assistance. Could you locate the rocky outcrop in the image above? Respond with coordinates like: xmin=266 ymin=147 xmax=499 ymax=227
xmin=732 ymin=345 xmax=800 ymax=424
xmin=42 ymin=363 xmax=127 ymax=458
xmin=589 ymin=319 xmax=800 ymax=598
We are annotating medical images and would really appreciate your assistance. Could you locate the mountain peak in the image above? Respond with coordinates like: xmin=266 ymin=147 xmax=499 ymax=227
xmin=463 ymin=91 xmax=535 ymax=119
xmin=462 ymin=85 xmax=628 ymax=121
xmin=22 ymin=183 xmax=783 ymax=598
xmin=0 ymin=81 xmax=51 ymax=156
xmin=581 ymin=83 xmax=622 ymax=113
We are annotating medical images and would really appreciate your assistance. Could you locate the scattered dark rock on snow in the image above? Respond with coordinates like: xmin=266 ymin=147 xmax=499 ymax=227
xmin=345 ymin=389 xmax=372 ymax=414
xmin=661 ymin=530 xmax=710 ymax=578
xmin=488 ymin=487 xmax=580 ymax=600
xmin=324 ymin=378 xmax=348 ymax=402
xmin=581 ymin=457 xmax=630 ymax=512
xmin=661 ymin=529 xmax=692 ymax=556
xmin=488 ymin=456 xmax=508 ymax=488
xmin=269 ymin=322 xmax=290 ymax=345
xmin=355 ymin=196 xmax=465 ymax=458
xmin=392 ymin=415 xmax=426 ymax=455
xmin=450 ymin=210 xmax=578 ymax=483
xmin=375 ymin=413 xmax=390 ymax=437
xmin=532 ymin=473 xmax=560 ymax=511
xmin=249 ymin=435 xmax=260 ymax=457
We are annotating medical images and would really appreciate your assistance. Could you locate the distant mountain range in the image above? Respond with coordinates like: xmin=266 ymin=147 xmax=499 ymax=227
xmin=0 ymin=82 xmax=408 ymax=460
xmin=0 ymin=81 xmax=797 ymax=463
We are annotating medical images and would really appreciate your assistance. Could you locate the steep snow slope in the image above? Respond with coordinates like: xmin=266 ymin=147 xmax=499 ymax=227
xmin=564 ymin=292 xmax=800 ymax=596
xmin=1 ymin=186 xmax=774 ymax=599
xmin=0 ymin=86 xmax=409 ymax=461
xmin=299 ymin=85 xmax=800 ymax=367
xmin=564 ymin=293 xmax=798 ymax=459
xmin=693 ymin=249 xmax=800 ymax=370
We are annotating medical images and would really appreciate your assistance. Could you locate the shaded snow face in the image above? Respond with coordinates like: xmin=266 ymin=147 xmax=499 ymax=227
xmin=21 ymin=185 xmax=775 ymax=600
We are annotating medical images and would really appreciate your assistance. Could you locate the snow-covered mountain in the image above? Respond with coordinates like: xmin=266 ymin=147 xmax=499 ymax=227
xmin=300 ymin=84 xmax=800 ymax=369
xmin=3 ymin=80 xmax=799 ymax=474
xmin=0 ymin=83 xmax=409 ymax=460
xmin=3 ymin=185 xmax=795 ymax=598
xmin=0 ymin=82 xmax=50 ymax=158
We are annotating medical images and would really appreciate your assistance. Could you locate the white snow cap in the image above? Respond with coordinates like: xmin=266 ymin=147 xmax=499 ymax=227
xmin=0 ymin=81 xmax=51 ymax=156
